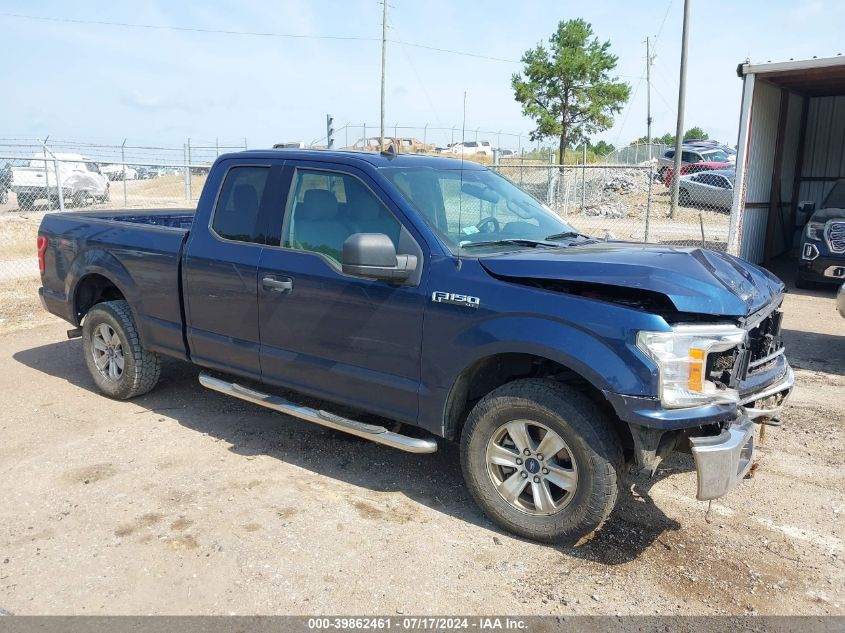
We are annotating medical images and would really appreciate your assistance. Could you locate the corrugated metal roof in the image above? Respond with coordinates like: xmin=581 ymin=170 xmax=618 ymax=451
xmin=739 ymin=56 xmax=845 ymax=97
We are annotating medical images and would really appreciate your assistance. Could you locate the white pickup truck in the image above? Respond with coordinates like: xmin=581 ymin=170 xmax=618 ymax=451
xmin=10 ymin=153 xmax=110 ymax=210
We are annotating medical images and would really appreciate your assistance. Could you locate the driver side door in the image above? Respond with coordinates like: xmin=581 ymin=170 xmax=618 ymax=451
xmin=256 ymin=162 xmax=428 ymax=424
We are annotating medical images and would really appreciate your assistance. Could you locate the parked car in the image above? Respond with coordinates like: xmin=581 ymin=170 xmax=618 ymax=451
xmin=682 ymin=140 xmax=737 ymax=163
xmin=796 ymin=178 xmax=845 ymax=288
xmin=397 ymin=138 xmax=435 ymax=154
xmin=345 ymin=137 xmax=401 ymax=152
xmin=448 ymin=140 xmax=493 ymax=156
xmin=10 ymin=153 xmax=109 ymax=209
xmin=497 ymin=149 xmax=517 ymax=158
xmin=0 ymin=162 xmax=11 ymax=204
xmin=662 ymin=161 xmax=733 ymax=188
xmin=37 ymin=149 xmax=792 ymax=544
xmin=101 ymin=164 xmax=138 ymax=181
xmin=678 ymin=169 xmax=735 ymax=210
xmin=134 ymin=166 xmax=158 ymax=180
xmin=658 ymin=146 xmax=733 ymax=180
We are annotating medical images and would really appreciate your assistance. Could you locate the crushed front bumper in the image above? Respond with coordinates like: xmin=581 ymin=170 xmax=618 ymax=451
xmin=690 ymin=416 xmax=755 ymax=500
xmin=739 ymin=365 xmax=795 ymax=421
xmin=689 ymin=363 xmax=795 ymax=501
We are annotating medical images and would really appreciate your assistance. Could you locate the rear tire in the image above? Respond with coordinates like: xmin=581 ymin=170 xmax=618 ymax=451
xmin=460 ymin=378 xmax=622 ymax=544
xmin=82 ymin=300 xmax=161 ymax=399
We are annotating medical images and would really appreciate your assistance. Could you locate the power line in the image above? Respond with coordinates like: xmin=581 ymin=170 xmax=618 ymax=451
xmin=653 ymin=0 xmax=674 ymax=50
xmin=0 ymin=11 xmax=520 ymax=63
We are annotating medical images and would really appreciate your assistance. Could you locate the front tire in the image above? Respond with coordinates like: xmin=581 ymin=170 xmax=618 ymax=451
xmin=82 ymin=300 xmax=161 ymax=399
xmin=461 ymin=379 xmax=622 ymax=544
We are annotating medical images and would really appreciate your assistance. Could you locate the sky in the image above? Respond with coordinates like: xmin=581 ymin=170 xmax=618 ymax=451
xmin=2 ymin=0 xmax=844 ymax=153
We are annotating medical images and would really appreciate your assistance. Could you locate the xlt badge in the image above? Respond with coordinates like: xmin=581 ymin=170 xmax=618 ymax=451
xmin=432 ymin=291 xmax=480 ymax=308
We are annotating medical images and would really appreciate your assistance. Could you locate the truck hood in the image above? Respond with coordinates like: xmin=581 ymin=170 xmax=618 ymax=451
xmin=479 ymin=242 xmax=784 ymax=317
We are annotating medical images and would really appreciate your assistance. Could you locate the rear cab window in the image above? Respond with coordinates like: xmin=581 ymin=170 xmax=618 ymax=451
xmin=211 ymin=166 xmax=271 ymax=244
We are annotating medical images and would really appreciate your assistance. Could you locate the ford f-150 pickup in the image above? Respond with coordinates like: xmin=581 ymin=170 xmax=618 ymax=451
xmin=37 ymin=149 xmax=794 ymax=543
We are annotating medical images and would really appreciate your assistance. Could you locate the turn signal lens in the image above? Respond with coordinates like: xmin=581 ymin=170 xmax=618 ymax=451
xmin=688 ymin=348 xmax=705 ymax=392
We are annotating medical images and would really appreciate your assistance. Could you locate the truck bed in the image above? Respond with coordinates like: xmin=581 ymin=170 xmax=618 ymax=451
xmin=38 ymin=208 xmax=195 ymax=360
xmin=74 ymin=209 xmax=196 ymax=230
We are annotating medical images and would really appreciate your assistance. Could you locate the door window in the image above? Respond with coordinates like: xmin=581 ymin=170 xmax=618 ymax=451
xmin=283 ymin=169 xmax=401 ymax=263
xmin=211 ymin=166 xmax=270 ymax=243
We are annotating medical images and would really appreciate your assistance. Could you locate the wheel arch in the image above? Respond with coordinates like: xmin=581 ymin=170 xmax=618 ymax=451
xmin=66 ymin=250 xmax=141 ymax=323
xmin=441 ymin=351 xmax=633 ymax=456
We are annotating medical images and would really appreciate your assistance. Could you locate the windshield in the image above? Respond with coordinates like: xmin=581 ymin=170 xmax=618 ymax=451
xmin=380 ymin=165 xmax=579 ymax=253
xmin=701 ymin=149 xmax=729 ymax=163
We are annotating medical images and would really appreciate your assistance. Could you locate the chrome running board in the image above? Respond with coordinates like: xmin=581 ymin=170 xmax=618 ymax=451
xmin=199 ymin=373 xmax=437 ymax=454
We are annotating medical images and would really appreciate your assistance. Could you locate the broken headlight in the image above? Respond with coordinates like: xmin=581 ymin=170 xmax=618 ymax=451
xmin=637 ymin=324 xmax=747 ymax=408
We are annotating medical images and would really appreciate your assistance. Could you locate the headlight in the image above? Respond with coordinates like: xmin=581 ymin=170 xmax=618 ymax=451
xmin=637 ymin=324 xmax=747 ymax=408
xmin=805 ymin=221 xmax=825 ymax=241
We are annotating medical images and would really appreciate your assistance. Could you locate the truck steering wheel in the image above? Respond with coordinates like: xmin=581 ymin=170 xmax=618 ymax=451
xmin=475 ymin=216 xmax=500 ymax=234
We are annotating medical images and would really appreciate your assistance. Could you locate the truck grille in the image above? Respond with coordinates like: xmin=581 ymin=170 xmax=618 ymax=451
xmin=828 ymin=221 xmax=845 ymax=253
xmin=746 ymin=309 xmax=784 ymax=374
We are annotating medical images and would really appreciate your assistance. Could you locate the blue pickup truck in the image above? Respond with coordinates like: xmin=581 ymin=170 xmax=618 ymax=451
xmin=37 ymin=149 xmax=794 ymax=543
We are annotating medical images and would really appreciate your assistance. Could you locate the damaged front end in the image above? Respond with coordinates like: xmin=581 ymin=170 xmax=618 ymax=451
xmin=625 ymin=301 xmax=793 ymax=500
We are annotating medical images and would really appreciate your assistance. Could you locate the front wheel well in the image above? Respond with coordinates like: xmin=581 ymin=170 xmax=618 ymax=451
xmin=443 ymin=353 xmax=632 ymax=456
xmin=74 ymin=274 xmax=126 ymax=323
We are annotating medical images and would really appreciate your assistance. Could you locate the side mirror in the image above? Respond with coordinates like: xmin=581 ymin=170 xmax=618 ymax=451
xmin=342 ymin=233 xmax=417 ymax=282
xmin=795 ymin=201 xmax=815 ymax=227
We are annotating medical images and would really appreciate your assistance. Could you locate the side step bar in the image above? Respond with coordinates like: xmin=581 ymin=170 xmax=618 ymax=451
xmin=199 ymin=373 xmax=437 ymax=454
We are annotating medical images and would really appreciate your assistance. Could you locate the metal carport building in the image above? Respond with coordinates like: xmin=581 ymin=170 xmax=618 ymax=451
xmin=729 ymin=55 xmax=845 ymax=263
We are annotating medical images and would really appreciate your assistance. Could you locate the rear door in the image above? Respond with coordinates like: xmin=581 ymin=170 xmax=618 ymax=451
xmin=256 ymin=161 xmax=427 ymax=423
xmin=183 ymin=159 xmax=288 ymax=379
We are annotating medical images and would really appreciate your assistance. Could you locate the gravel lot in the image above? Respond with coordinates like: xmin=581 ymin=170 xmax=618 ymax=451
xmin=0 ymin=266 xmax=842 ymax=616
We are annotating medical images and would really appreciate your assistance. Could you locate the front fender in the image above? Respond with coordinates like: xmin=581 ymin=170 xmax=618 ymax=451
xmin=417 ymin=311 xmax=662 ymax=437
xmin=450 ymin=314 xmax=656 ymax=396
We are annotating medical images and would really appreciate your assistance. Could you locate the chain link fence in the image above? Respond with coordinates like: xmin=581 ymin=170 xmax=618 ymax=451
xmin=1 ymin=137 xmax=737 ymax=291
xmin=491 ymin=161 xmax=733 ymax=250
xmin=0 ymin=137 xmax=236 ymax=287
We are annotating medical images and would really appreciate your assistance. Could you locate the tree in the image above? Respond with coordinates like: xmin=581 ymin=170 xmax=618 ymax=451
xmin=589 ymin=140 xmax=615 ymax=156
xmin=512 ymin=19 xmax=630 ymax=167
xmin=683 ymin=126 xmax=708 ymax=141
xmin=656 ymin=132 xmax=676 ymax=145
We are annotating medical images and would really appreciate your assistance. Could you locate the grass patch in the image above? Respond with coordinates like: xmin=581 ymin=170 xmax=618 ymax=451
xmin=0 ymin=275 xmax=56 ymax=334
xmin=0 ymin=213 xmax=42 ymax=261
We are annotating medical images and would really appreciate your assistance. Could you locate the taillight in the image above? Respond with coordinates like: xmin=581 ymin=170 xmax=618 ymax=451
xmin=37 ymin=235 xmax=48 ymax=275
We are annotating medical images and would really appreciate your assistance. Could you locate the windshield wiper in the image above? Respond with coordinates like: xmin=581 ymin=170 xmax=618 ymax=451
xmin=544 ymin=231 xmax=591 ymax=241
xmin=460 ymin=238 xmax=555 ymax=249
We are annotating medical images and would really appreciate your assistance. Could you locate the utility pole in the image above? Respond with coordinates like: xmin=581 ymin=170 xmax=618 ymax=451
xmin=380 ymin=0 xmax=388 ymax=151
xmin=645 ymin=37 xmax=656 ymax=242
xmin=670 ymin=0 xmax=691 ymax=219
xmin=645 ymin=37 xmax=655 ymax=159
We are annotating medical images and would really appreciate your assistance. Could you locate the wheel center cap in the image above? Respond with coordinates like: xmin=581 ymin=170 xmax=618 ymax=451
xmin=525 ymin=458 xmax=541 ymax=474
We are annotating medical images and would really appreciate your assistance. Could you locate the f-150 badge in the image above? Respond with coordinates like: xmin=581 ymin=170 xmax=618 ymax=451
xmin=432 ymin=291 xmax=480 ymax=308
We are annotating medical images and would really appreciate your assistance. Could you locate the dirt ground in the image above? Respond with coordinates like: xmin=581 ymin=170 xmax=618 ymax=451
xmin=0 ymin=257 xmax=843 ymax=615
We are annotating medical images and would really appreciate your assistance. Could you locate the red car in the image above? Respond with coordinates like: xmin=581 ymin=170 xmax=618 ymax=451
xmin=662 ymin=161 xmax=732 ymax=188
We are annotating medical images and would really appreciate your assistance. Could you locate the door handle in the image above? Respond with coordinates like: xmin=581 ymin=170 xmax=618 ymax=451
xmin=262 ymin=276 xmax=293 ymax=293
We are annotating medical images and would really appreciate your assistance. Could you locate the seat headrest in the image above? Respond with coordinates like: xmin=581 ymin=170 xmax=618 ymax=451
xmin=233 ymin=184 xmax=259 ymax=215
xmin=300 ymin=189 xmax=338 ymax=220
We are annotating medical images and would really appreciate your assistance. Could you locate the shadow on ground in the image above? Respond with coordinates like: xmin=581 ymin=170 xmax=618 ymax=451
xmin=14 ymin=336 xmax=684 ymax=564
